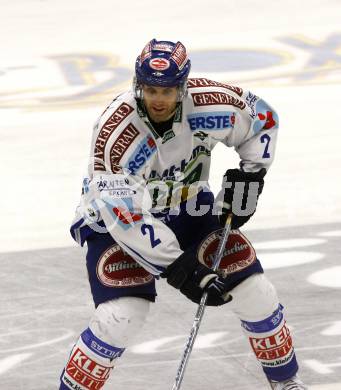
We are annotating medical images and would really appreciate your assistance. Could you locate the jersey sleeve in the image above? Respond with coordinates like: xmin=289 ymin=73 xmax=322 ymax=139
xmin=222 ymin=90 xmax=279 ymax=172
xmin=78 ymin=93 xmax=183 ymax=275
xmin=186 ymin=79 xmax=279 ymax=173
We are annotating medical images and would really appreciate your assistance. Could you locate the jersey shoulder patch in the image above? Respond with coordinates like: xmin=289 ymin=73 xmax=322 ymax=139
xmin=187 ymin=77 xmax=243 ymax=96
xmin=187 ymin=78 xmax=246 ymax=110
xmin=93 ymin=92 xmax=139 ymax=172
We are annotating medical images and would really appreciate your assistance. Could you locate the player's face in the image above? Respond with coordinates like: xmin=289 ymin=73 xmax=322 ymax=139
xmin=142 ymin=85 xmax=178 ymax=123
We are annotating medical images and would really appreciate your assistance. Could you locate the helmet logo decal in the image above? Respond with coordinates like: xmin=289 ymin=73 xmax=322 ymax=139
xmin=140 ymin=41 xmax=152 ymax=65
xmin=149 ymin=58 xmax=170 ymax=71
xmin=170 ymin=42 xmax=188 ymax=70
xmin=153 ymin=43 xmax=173 ymax=52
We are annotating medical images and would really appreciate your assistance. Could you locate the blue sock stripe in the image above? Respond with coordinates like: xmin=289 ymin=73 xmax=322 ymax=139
xmin=81 ymin=328 xmax=125 ymax=359
xmin=241 ymin=303 xmax=284 ymax=333
xmin=263 ymin=352 xmax=299 ymax=382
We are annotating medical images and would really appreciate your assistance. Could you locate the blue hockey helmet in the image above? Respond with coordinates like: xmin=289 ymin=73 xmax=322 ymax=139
xmin=134 ymin=39 xmax=191 ymax=101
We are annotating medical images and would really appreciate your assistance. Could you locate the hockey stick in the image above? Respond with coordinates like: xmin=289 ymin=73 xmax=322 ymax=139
xmin=171 ymin=214 xmax=233 ymax=390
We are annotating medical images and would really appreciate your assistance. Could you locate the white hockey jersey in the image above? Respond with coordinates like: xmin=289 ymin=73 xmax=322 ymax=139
xmin=71 ymin=78 xmax=279 ymax=275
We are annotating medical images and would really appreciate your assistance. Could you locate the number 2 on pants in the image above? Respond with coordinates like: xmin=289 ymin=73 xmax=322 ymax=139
xmin=141 ymin=224 xmax=161 ymax=248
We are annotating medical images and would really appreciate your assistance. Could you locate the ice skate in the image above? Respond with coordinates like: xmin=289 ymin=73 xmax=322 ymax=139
xmin=268 ymin=374 xmax=308 ymax=389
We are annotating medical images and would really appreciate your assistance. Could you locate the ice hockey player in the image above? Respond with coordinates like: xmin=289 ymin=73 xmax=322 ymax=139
xmin=59 ymin=39 xmax=308 ymax=389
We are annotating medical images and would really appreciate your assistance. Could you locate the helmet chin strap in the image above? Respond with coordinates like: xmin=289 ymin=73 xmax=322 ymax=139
xmin=133 ymin=77 xmax=143 ymax=100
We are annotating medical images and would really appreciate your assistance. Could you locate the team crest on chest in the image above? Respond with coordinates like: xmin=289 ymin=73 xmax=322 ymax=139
xmin=197 ymin=229 xmax=256 ymax=276
xmin=194 ymin=131 xmax=208 ymax=141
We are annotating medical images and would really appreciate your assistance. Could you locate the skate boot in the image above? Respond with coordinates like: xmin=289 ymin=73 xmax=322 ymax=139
xmin=268 ymin=374 xmax=308 ymax=389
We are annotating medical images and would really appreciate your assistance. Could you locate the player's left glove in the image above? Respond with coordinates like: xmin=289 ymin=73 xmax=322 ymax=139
xmin=219 ymin=168 xmax=266 ymax=229
xmin=161 ymin=251 xmax=232 ymax=306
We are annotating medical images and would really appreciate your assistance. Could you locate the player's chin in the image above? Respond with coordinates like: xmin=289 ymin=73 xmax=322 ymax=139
xmin=151 ymin=111 xmax=168 ymax=122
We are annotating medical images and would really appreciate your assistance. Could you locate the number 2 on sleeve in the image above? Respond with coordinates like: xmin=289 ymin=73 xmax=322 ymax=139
xmin=260 ymin=134 xmax=271 ymax=158
xmin=141 ymin=224 xmax=161 ymax=248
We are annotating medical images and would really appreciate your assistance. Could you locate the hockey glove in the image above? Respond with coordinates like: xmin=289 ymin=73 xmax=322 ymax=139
xmin=161 ymin=250 xmax=231 ymax=306
xmin=220 ymin=168 xmax=266 ymax=229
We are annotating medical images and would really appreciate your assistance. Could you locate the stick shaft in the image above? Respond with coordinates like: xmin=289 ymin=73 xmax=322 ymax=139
xmin=171 ymin=214 xmax=233 ymax=390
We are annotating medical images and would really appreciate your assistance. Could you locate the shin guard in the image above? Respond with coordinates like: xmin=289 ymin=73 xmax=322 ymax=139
xmin=241 ymin=304 xmax=298 ymax=382
xmin=230 ymin=274 xmax=299 ymax=382
xmin=60 ymin=327 xmax=125 ymax=390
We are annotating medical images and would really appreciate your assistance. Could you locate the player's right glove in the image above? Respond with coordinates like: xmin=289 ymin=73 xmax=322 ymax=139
xmin=161 ymin=250 xmax=232 ymax=306
xmin=219 ymin=168 xmax=266 ymax=229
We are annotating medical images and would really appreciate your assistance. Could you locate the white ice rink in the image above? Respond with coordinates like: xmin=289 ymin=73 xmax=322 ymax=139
xmin=1 ymin=1 xmax=341 ymax=389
